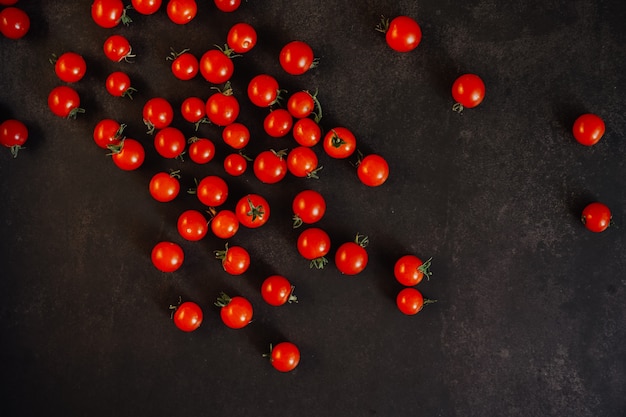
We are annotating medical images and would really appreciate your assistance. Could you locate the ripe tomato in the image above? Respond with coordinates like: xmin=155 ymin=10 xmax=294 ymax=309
xmin=247 ymin=74 xmax=280 ymax=107
xmin=199 ymin=47 xmax=235 ymax=84
xmin=215 ymin=243 xmax=250 ymax=275
xmin=293 ymin=117 xmax=322 ymax=147
xmin=154 ymin=126 xmax=186 ymax=159
xmin=105 ymin=71 xmax=136 ymax=99
xmin=181 ymin=96 xmax=209 ymax=129
xmin=171 ymin=301 xmax=203 ymax=332
xmin=287 ymin=146 xmax=320 ymax=178
xmin=48 ymin=86 xmax=84 ymax=119
xmin=0 ymin=6 xmax=30 ymax=39
xmin=451 ymin=73 xmax=485 ymax=111
xmin=143 ymin=97 xmax=174 ymax=134
xmin=268 ymin=342 xmax=300 ymax=372
xmin=376 ymin=15 xmax=422 ymax=52
xmin=223 ymin=153 xmax=248 ymax=176
xmin=292 ymin=189 xmax=326 ymax=228
xmin=0 ymin=119 xmax=28 ymax=158
xmin=131 ymin=0 xmax=162 ymax=15
xmin=264 ymin=109 xmax=293 ymax=138
xmin=357 ymin=154 xmax=389 ymax=187
xmin=297 ymin=227 xmax=331 ymax=269
xmin=322 ymin=127 xmax=357 ymax=159
xmin=287 ymin=90 xmax=321 ymax=120
xmin=279 ymin=40 xmax=317 ymax=75
xmin=167 ymin=49 xmax=198 ymax=80
xmin=227 ymin=22 xmax=257 ymax=53
xmin=215 ymin=292 xmax=252 ymax=329
xmin=222 ymin=122 xmax=250 ymax=149
xmin=206 ymin=86 xmax=239 ymax=126
xmin=236 ymin=194 xmax=270 ymax=228
xmin=335 ymin=234 xmax=369 ymax=275
xmin=210 ymin=209 xmax=239 ymax=239
xmin=396 ymin=288 xmax=436 ymax=315
xmin=91 ymin=0 xmax=131 ymax=28
xmin=214 ymin=0 xmax=240 ymax=12
xmin=394 ymin=255 xmax=432 ymax=286
xmin=166 ymin=0 xmax=197 ymax=24
xmin=195 ymin=175 xmax=229 ymax=207
xmin=149 ymin=171 xmax=180 ymax=202
xmin=188 ymin=137 xmax=215 ymax=164
xmin=108 ymin=138 xmax=145 ymax=171
xmin=103 ymin=34 xmax=134 ymax=62
xmin=581 ymin=202 xmax=612 ymax=233
xmin=151 ymin=241 xmax=184 ymax=272
xmin=261 ymin=275 xmax=297 ymax=306
xmin=572 ymin=113 xmax=605 ymax=146
xmin=254 ymin=149 xmax=288 ymax=184
xmin=93 ymin=119 xmax=124 ymax=149
xmin=52 ymin=52 xmax=86 ymax=83
xmin=177 ymin=209 xmax=208 ymax=241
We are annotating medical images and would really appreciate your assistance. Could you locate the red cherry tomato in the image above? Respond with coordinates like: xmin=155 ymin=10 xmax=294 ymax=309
xmin=177 ymin=209 xmax=208 ymax=241
xmin=287 ymin=146 xmax=320 ymax=178
xmin=93 ymin=119 xmax=124 ymax=149
xmin=154 ymin=126 xmax=186 ymax=159
xmin=215 ymin=244 xmax=250 ymax=275
xmin=264 ymin=109 xmax=293 ymax=138
xmin=297 ymin=227 xmax=331 ymax=269
xmin=292 ymin=118 xmax=322 ymax=147
xmin=167 ymin=49 xmax=199 ymax=80
xmin=261 ymin=275 xmax=297 ymax=306
xmin=223 ymin=153 xmax=248 ymax=176
xmin=206 ymin=88 xmax=239 ymax=126
xmin=254 ymin=149 xmax=288 ymax=184
xmin=227 ymin=22 xmax=257 ymax=53
xmin=131 ymin=0 xmax=162 ymax=15
xmin=236 ymin=194 xmax=270 ymax=228
xmin=0 ymin=6 xmax=30 ymax=39
xmin=194 ymin=175 xmax=229 ymax=207
xmin=103 ymin=34 xmax=134 ymax=62
xmin=91 ymin=0 xmax=130 ymax=29
xmin=334 ymin=234 xmax=369 ymax=275
xmin=451 ymin=74 xmax=485 ymax=111
xmin=396 ymin=288 xmax=436 ymax=315
xmin=357 ymin=154 xmax=389 ymax=187
xmin=171 ymin=301 xmax=203 ymax=332
xmin=322 ymin=127 xmax=357 ymax=159
xmin=143 ymin=97 xmax=174 ymax=134
xmin=166 ymin=0 xmax=197 ymax=24
xmin=222 ymin=122 xmax=250 ymax=149
xmin=105 ymin=71 xmax=136 ymax=99
xmin=187 ymin=137 xmax=215 ymax=164
xmin=572 ymin=113 xmax=605 ymax=146
xmin=48 ymin=86 xmax=84 ymax=119
xmin=199 ymin=48 xmax=234 ymax=84
xmin=292 ymin=189 xmax=326 ymax=228
xmin=394 ymin=255 xmax=433 ymax=286
xmin=215 ymin=292 xmax=252 ymax=329
xmin=0 ymin=119 xmax=28 ymax=158
xmin=268 ymin=342 xmax=300 ymax=372
xmin=214 ymin=0 xmax=240 ymax=12
xmin=287 ymin=90 xmax=321 ymax=120
xmin=149 ymin=171 xmax=181 ymax=202
xmin=581 ymin=202 xmax=612 ymax=232
xmin=210 ymin=209 xmax=239 ymax=239
xmin=109 ymin=138 xmax=145 ymax=171
xmin=52 ymin=52 xmax=87 ymax=83
xmin=247 ymin=74 xmax=280 ymax=107
xmin=279 ymin=40 xmax=317 ymax=75
xmin=151 ymin=241 xmax=184 ymax=272
xmin=377 ymin=15 xmax=422 ymax=52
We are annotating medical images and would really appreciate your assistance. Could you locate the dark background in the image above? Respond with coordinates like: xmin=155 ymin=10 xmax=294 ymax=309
xmin=1 ymin=1 xmax=625 ymax=416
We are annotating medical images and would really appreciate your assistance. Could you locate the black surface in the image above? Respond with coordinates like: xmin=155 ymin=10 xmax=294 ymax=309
xmin=2 ymin=1 xmax=625 ymax=416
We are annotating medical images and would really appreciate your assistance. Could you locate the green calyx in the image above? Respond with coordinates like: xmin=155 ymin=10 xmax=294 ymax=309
xmin=418 ymin=257 xmax=433 ymax=281
xmin=309 ymin=256 xmax=328 ymax=269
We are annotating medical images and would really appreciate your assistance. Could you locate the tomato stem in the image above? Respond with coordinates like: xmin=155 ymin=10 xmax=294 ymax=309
xmin=166 ymin=47 xmax=191 ymax=61
xmin=452 ymin=102 xmax=464 ymax=113
xmin=310 ymin=256 xmax=328 ymax=269
xmin=122 ymin=87 xmax=138 ymax=100
xmin=214 ymin=292 xmax=233 ymax=308
xmin=330 ymin=129 xmax=347 ymax=148
xmin=418 ymin=257 xmax=433 ymax=281
xmin=292 ymin=214 xmax=304 ymax=228
xmin=375 ymin=15 xmax=390 ymax=34
xmin=9 ymin=145 xmax=25 ymax=158
xmin=355 ymin=233 xmax=369 ymax=247
xmin=120 ymin=5 xmax=133 ymax=26
xmin=288 ymin=285 xmax=298 ymax=303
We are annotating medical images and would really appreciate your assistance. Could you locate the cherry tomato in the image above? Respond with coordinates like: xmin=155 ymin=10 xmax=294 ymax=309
xmin=222 ymin=122 xmax=250 ymax=149
xmin=151 ymin=241 xmax=184 ymax=272
xmin=166 ymin=0 xmax=197 ymax=24
xmin=247 ymin=74 xmax=280 ymax=107
xmin=167 ymin=49 xmax=198 ymax=80
xmin=254 ymin=149 xmax=288 ymax=184
xmin=215 ymin=292 xmax=252 ymax=329
xmin=195 ymin=175 xmax=229 ymax=207
xmin=210 ymin=209 xmax=239 ymax=239
xmin=143 ymin=97 xmax=174 ymax=134
xmin=223 ymin=153 xmax=248 ymax=176
xmin=287 ymin=90 xmax=321 ymax=120
xmin=103 ymin=34 xmax=134 ymax=62
xmin=153 ymin=127 xmax=185 ymax=159
xmin=181 ymin=96 xmax=209 ymax=129
xmin=261 ymin=275 xmax=297 ymax=306
xmin=105 ymin=71 xmax=136 ymax=99
xmin=91 ymin=0 xmax=131 ymax=29
xmin=149 ymin=171 xmax=181 ymax=202
xmin=171 ymin=301 xmax=203 ymax=332
xmin=279 ymin=40 xmax=317 ymax=75
xmin=396 ymin=288 xmax=436 ymax=315
xmin=292 ymin=189 xmax=326 ymax=228
xmin=357 ymin=154 xmax=389 ymax=187
xmin=188 ymin=137 xmax=215 ymax=164
xmin=214 ymin=0 xmax=240 ymax=12
xmin=268 ymin=342 xmax=300 ymax=372
xmin=451 ymin=73 xmax=485 ymax=111
xmin=0 ymin=1 xmax=18 ymax=6
xmin=293 ymin=118 xmax=322 ymax=147
xmin=335 ymin=234 xmax=369 ymax=275
xmin=108 ymin=138 xmax=145 ymax=171
xmin=93 ymin=119 xmax=124 ymax=149
xmin=323 ymin=127 xmax=357 ymax=159
xmin=48 ymin=86 xmax=84 ymax=119
xmin=572 ymin=113 xmax=605 ymax=146
xmin=199 ymin=47 xmax=234 ymax=84
xmin=287 ymin=146 xmax=320 ymax=178
xmin=227 ymin=22 xmax=257 ymax=53
xmin=131 ymin=0 xmax=162 ymax=15
xmin=236 ymin=194 xmax=270 ymax=228
xmin=0 ymin=6 xmax=30 ymax=39
xmin=297 ymin=227 xmax=330 ymax=269
xmin=394 ymin=255 xmax=432 ymax=286
xmin=215 ymin=243 xmax=250 ymax=275
xmin=377 ymin=15 xmax=422 ymax=52
xmin=264 ymin=109 xmax=293 ymax=138
xmin=0 ymin=119 xmax=28 ymax=158
xmin=581 ymin=202 xmax=612 ymax=233
xmin=52 ymin=52 xmax=86 ymax=83
xmin=177 ymin=209 xmax=208 ymax=241
xmin=206 ymin=87 xmax=239 ymax=126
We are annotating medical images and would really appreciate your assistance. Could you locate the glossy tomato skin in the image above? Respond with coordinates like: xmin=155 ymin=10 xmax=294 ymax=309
xmin=292 ymin=189 xmax=326 ymax=227
xmin=572 ymin=114 xmax=605 ymax=146
xmin=195 ymin=175 xmax=229 ymax=207
xmin=396 ymin=288 xmax=427 ymax=315
xmin=216 ymin=293 xmax=252 ymax=329
xmin=48 ymin=86 xmax=82 ymax=118
xmin=210 ymin=209 xmax=239 ymax=239
xmin=206 ymin=91 xmax=239 ymax=126
xmin=264 ymin=109 xmax=293 ymax=138
xmin=223 ymin=153 xmax=248 ymax=176
xmin=91 ymin=0 xmax=127 ymax=29
xmin=261 ymin=275 xmax=297 ymax=306
xmin=0 ymin=119 xmax=28 ymax=157
xmin=181 ymin=97 xmax=207 ymax=125
xmin=103 ymin=35 xmax=133 ymax=62
xmin=279 ymin=40 xmax=316 ymax=75
xmin=53 ymin=52 xmax=87 ymax=83
xmin=169 ymin=50 xmax=199 ymax=80
xmin=151 ymin=241 xmax=184 ymax=272
xmin=287 ymin=146 xmax=319 ymax=178
xmin=287 ymin=91 xmax=315 ymax=119
xmin=254 ymin=150 xmax=288 ymax=184
xmin=293 ymin=118 xmax=322 ymax=147
xmin=188 ymin=137 xmax=215 ymax=164
xmin=323 ymin=127 xmax=357 ymax=159
xmin=143 ymin=97 xmax=174 ymax=133
xmin=105 ymin=71 xmax=135 ymax=98
xmin=451 ymin=74 xmax=485 ymax=109
xmin=214 ymin=0 xmax=241 ymax=12
xmin=172 ymin=301 xmax=203 ymax=332
xmin=110 ymin=138 xmax=145 ymax=171
xmin=236 ymin=194 xmax=270 ymax=228
xmin=131 ymin=0 xmax=162 ymax=15
xmin=227 ymin=22 xmax=257 ymax=53
xmin=357 ymin=154 xmax=389 ymax=187
xmin=383 ymin=15 xmax=421 ymax=52
xmin=167 ymin=0 xmax=197 ymax=24
xmin=335 ymin=238 xmax=368 ymax=275
xmin=154 ymin=126 xmax=186 ymax=159
xmin=149 ymin=171 xmax=180 ymax=202
xmin=93 ymin=118 xmax=124 ymax=148
xmin=1 ymin=6 xmax=30 ymax=39
xmin=394 ymin=255 xmax=432 ymax=286
xmin=222 ymin=122 xmax=250 ymax=149
xmin=581 ymin=202 xmax=612 ymax=232
xmin=199 ymin=49 xmax=234 ymax=84
xmin=248 ymin=74 xmax=280 ymax=107
xmin=216 ymin=244 xmax=250 ymax=275
xmin=297 ymin=227 xmax=331 ymax=268
xmin=177 ymin=209 xmax=208 ymax=241
xmin=269 ymin=342 xmax=300 ymax=372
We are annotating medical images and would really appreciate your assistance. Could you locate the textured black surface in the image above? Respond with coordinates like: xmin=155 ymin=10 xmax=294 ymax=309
xmin=1 ymin=1 xmax=625 ymax=416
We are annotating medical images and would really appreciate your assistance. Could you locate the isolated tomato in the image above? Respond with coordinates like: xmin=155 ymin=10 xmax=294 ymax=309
xmin=109 ymin=138 xmax=145 ymax=171
xmin=396 ymin=288 xmax=436 ymax=315
xmin=171 ymin=301 xmax=203 ymax=332
xmin=394 ymin=255 xmax=432 ymax=286
xmin=215 ymin=293 xmax=252 ymax=329
xmin=91 ymin=0 xmax=130 ymax=28
xmin=335 ymin=234 xmax=369 ymax=275
xmin=323 ymin=127 xmax=357 ymax=159
xmin=151 ymin=241 xmax=184 ymax=272
xmin=149 ymin=171 xmax=180 ymax=202
xmin=143 ymin=97 xmax=174 ymax=134
xmin=167 ymin=49 xmax=199 ymax=80
xmin=247 ymin=74 xmax=280 ymax=107
xmin=223 ymin=153 xmax=248 ymax=176
xmin=188 ymin=137 xmax=215 ymax=164
xmin=105 ymin=71 xmax=136 ymax=99
xmin=199 ymin=47 xmax=235 ymax=84
xmin=52 ymin=52 xmax=86 ymax=83
xmin=93 ymin=119 xmax=124 ymax=149
xmin=261 ymin=275 xmax=297 ymax=306
xmin=293 ymin=118 xmax=322 ymax=147
xmin=297 ymin=227 xmax=331 ymax=269
xmin=48 ymin=86 xmax=84 ymax=119
xmin=377 ymin=15 xmax=422 ymax=52
xmin=215 ymin=243 xmax=250 ymax=275
xmin=214 ymin=0 xmax=240 ymax=12
xmin=167 ymin=0 xmax=197 ymax=24
xmin=210 ymin=209 xmax=239 ymax=239
xmin=0 ymin=6 xmax=30 ymax=39
xmin=254 ymin=149 xmax=288 ymax=184
xmin=195 ymin=175 xmax=229 ymax=207
xmin=236 ymin=194 xmax=270 ymax=228
xmin=581 ymin=202 xmax=612 ymax=232
xmin=264 ymin=109 xmax=293 ymax=138
xmin=131 ymin=0 xmax=162 ymax=15
xmin=357 ymin=154 xmax=389 ymax=187
xmin=177 ymin=209 xmax=208 ymax=241
xmin=287 ymin=146 xmax=320 ymax=178
xmin=572 ymin=113 xmax=605 ymax=146
xmin=206 ymin=87 xmax=239 ymax=126
xmin=227 ymin=22 xmax=257 ymax=53
xmin=292 ymin=189 xmax=326 ymax=228
xmin=451 ymin=74 xmax=485 ymax=111
xmin=279 ymin=40 xmax=316 ymax=75
xmin=268 ymin=342 xmax=300 ymax=372
xmin=103 ymin=34 xmax=134 ymax=62
xmin=0 ymin=119 xmax=28 ymax=158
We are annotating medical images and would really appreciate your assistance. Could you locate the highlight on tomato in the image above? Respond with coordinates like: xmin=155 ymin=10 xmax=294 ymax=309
xmin=227 ymin=22 xmax=257 ymax=54
xmin=261 ymin=275 xmax=298 ymax=306
xmin=151 ymin=241 xmax=184 ymax=272
xmin=334 ymin=234 xmax=369 ymax=275
xmin=451 ymin=73 xmax=485 ymax=112
xmin=375 ymin=15 xmax=422 ymax=52
xmin=572 ymin=113 xmax=605 ymax=146
xmin=297 ymin=227 xmax=331 ymax=269
xmin=356 ymin=153 xmax=389 ymax=187
xmin=50 ymin=52 xmax=87 ymax=83
xmin=394 ymin=255 xmax=432 ymax=286
xmin=279 ymin=40 xmax=318 ymax=75
xmin=0 ymin=6 xmax=30 ymax=39
xmin=396 ymin=288 xmax=437 ymax=315
xmin=266 ymin=342 xmax=300 ymax=372
xmin=215 ymin=292 xmax=253 ymax=329
xmin=292 ymin=189 xmax=326 ymax=228
xmin=0 ymin=119 xmax=28 ymax=158
xmin=581 ymin=202 xmax=612 ymax=233
xmin=214 ymin=243 xmax=250 ymax=275
xmin=170 ymin=299 xmax=203 ymax=332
